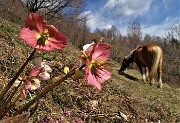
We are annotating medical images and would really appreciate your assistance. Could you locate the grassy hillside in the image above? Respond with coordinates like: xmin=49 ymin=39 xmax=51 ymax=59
xmin=0 ymin=6 xmax=180 ymax=123
xmin=28 ymin=58 xmax=180 ymax=123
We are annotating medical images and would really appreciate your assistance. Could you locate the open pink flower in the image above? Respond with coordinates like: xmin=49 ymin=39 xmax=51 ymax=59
xmin=29 ymin=57 xmax=52 ymax=80
xmin=18 ymin=12 xmax=67 ymax=51
xmin=83 ymin=42 xmax=112 ymax=90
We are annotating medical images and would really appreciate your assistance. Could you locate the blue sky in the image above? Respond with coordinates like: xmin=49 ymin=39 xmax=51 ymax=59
xmin=81 ymin=0 xmax=180 ymax=37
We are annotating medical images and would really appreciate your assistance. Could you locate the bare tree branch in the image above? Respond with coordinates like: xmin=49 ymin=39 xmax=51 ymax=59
xmin=21 ymin=0 xmax=84 ymax=20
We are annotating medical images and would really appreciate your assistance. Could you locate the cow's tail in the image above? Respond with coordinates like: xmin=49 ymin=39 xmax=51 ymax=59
xmin=149 ymin=46 xmax=162 ymax=81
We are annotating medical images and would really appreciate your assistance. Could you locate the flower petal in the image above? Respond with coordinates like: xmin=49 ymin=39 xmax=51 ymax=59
xmin=46 ymin=25 xmax=67 ymax=50
xmin=41 ymin=62 xmax=52 ymax=72
xmin=91 ymin=43 xmax=112 ymax=61
xmin=86 ymin=69 xmax=102 ymax=90
xmin=29 ymin=67 xmax=42 ymax=77
xmin=83 ymin=42 xmax=94 ymax=52
xmin=30 ymin=78 xmax=40 ymax=90
xmin=21 ymin=80 xmax=31 ymax=99
xmin=18 ymin=28 xmax=38 ymax=48
xmin=24 ymin=79 xmax=32 ymax=90
xmin=86 ymin=68 xmax=111 ymax=90
xmin=96 ymin=68 xmax=112 ymax=83
xmin=22 ymin=88 xmax=28 ymax=99
xmin=39 ymin=72 xmax=51 ymax=80
xmin=86 ymin=66 xmax=102 ymax=90
xmin=84 ymin=43 xmax=95 ymax=57
xmin=35 ymin=45 xmax=54 ymax=51
xmin=26 ymin=12 xmax=46 ymax=32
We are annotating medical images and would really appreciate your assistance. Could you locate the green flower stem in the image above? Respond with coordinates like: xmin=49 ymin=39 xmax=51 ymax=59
xmin=0 ymin=49 xmax=36 ymax=101
xmin=13 ymin=64 xmax=86 ymax=116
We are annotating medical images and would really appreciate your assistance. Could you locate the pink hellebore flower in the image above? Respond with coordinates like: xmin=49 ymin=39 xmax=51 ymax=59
xmin=83 ymin=42 xmax=112 ymax=90
xmin=22 ymin=79 xmax=31 ymax=98
xmin=20 ymin=78 xmax=40 ymax=99
xmin=18 ymin=12 xmax=67 ymax=51
xmin=14 ymin=77 xmax=40 ymax=99
xmin=29 ymin=57 xmax=52 ymax=80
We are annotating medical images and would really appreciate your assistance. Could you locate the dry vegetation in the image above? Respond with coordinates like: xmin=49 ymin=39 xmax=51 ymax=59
xmin=0 ymin=0 xmax=180 ymax=122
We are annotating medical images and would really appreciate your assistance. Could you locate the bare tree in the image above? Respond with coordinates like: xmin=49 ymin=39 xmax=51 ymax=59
xmin=20 ymin=0 xmax=84 ymax=19
xmin=127 ymin=21 xmax=142 ymax=49
xmin=106 ymin=25 xmax=121 ymax=40
xmin=170 ymin=24 xmax=180 ymax=41
xmin=162 ymin=24 xmax=180 ymax=84
xmin=143 ymin=34 xmax=152 ymax=44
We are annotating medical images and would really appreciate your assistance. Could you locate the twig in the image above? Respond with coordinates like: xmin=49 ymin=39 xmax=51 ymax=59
xmin=0 ymin=49 xmax=36 ymax=101
xmin=0 ymin=81 xmax=22 ymax=118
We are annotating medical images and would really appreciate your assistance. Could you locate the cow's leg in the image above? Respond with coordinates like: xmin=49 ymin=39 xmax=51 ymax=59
xmin=157 ymin=57 xmax=163 ymax=88
xmin=148 ymin=67 xmax=154 ymax=85
xmin=142 ymin=68 xmax=147 ymax=82
xmin=150 ymin=78 xmax=155 ymax=85
xmin=137 ymin=65 xmax=146 ymax=82
xmin=145 ymin=67 xmax=149 ymax=82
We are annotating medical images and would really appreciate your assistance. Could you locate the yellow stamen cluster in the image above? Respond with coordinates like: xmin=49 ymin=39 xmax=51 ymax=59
xmin=37 ymin=31 xmax=49 ymax=45
xmin=90 ymin=59 xmax=105 ymax=69
xmin=41 ymin=32 xmax=49 ymax=44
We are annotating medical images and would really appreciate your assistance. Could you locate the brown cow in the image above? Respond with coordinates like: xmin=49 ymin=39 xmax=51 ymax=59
xmin=119 ymin=44 xmax=163 ymax=88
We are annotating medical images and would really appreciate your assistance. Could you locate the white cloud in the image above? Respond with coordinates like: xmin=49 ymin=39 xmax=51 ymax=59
xmin=81 ymin=0 xmax=179 ymax=37
xmin=142 ymin=17 xmax=179 ymax=37
xmin=83 ymin=0 xmax=153 ymax=33
xmin=80 ymin=11 xmax=96 ymax=30
xmin=80 ymin=10 xmax=113 ymax=31
xmin=100 ymin=24 xmax=113 ymax=30
xmin=103 ymin=0 xmax=153 ymax=17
